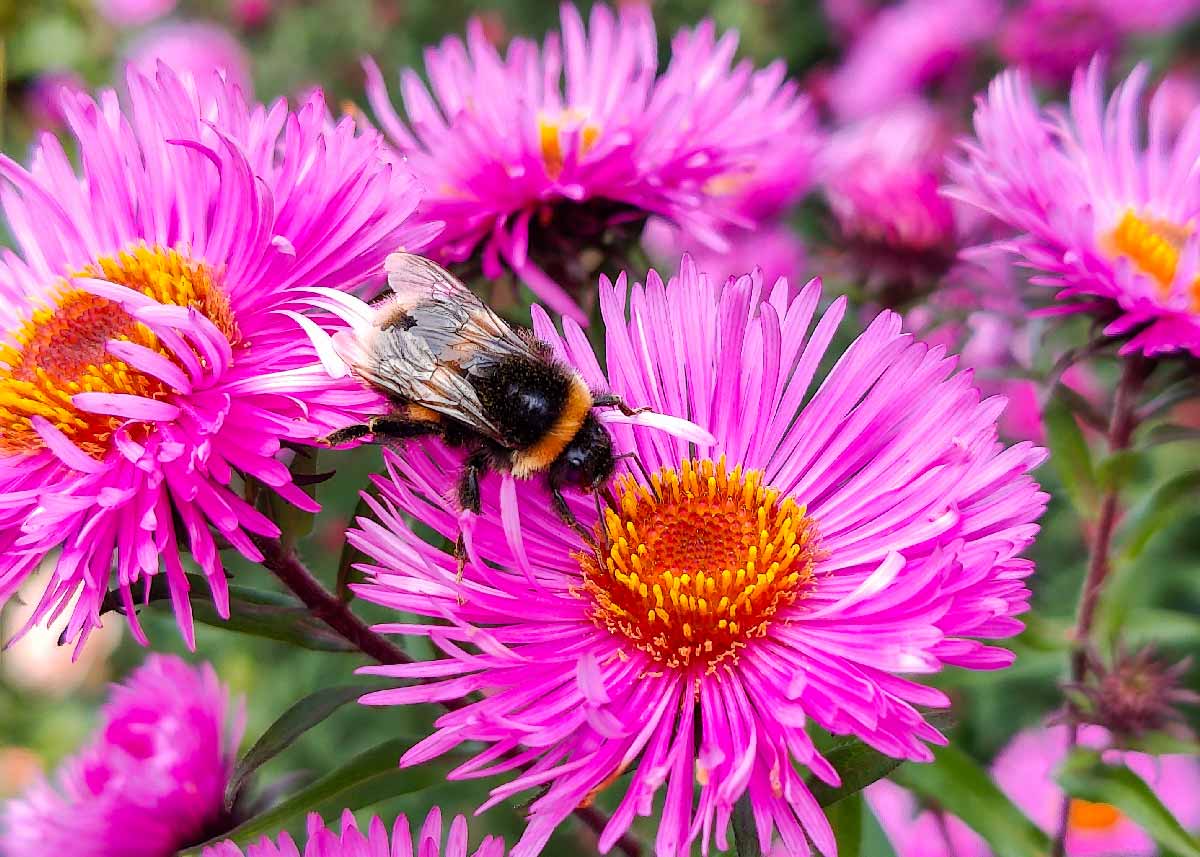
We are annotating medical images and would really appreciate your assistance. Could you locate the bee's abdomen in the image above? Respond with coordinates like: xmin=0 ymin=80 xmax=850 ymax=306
xmin=477 ymin=357 xmax=571 ymax=448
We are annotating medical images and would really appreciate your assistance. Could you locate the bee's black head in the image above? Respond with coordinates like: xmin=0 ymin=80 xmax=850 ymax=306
xmin=551 ymin=412 xmax=614 ymax=491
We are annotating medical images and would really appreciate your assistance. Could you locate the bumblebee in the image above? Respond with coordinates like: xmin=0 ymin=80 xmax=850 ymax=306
xmin=325 ymin=253 xmax=642 ymax=532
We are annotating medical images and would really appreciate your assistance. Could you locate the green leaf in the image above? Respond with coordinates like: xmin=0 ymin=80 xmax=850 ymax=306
xmin=891 ymin=743 xmax=1048 ymax=857
xmin=732 ymin=792 xmax=763 ymax=857
xmin=1120 ymin=470 xmax=1200 ymax=559
xmin=1057 ymin=750 xmax=1200 ymax=857
xmin=1042 ymin=390 xmax=1098 ymax=518
xmin=182 ymin=739 xmax=440 ymax=856
xmin=102 ymin=572 xmax=355 ymax=652
xmin=826 ymin=792 xmax=863 ymax=857
xmin=1095 ymin=449 xmax=1148 ymax=493
xmin=225 ymin=683 xmax=377 ymax=810
xmin=808 ymin=712 xmax=955 ymax=807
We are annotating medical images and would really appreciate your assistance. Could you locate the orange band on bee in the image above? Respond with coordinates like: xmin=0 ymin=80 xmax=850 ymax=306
xmin=511 ymin=373 xmax=593 ymax=478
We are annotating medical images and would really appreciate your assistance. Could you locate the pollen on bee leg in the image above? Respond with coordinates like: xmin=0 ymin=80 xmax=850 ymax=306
xmin=577 ymin=457 xmax=819 ymax=670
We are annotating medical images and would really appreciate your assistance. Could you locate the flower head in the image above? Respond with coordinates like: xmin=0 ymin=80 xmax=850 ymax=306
xmin=2 ymin=655 xmax=241 ymax=857
xmin=865 ymin=779 xmax=988 ymax=857
xmin=994 ymin=724 xmax=1200 ymax=857
xmin=0 ymin=64 xmax=422 ymax=649
xmin=826 ymin=0 xmax=1001 ymax=120
xmin=1068 ymin=647 xmax=1199 ymax=740
xmin=203 ymin=809 xmax=503 ymax=857
xmin=341 ymin=256 xmax=1046 ymax=856
xmin=821 ymin=101 xmax=961 ymax=297
xmin=950 ymin=59 xmax=1200 ymax=356
xmin=362 ymin=4 xmax=810 ymax=322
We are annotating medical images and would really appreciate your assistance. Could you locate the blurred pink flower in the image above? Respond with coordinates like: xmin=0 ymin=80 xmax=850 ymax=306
xmin=823 ymin=101 xmax=956 ymax=253
xmin=202 ymin=810 xmax=504 ymax=857
xmin=865 ymin=779 xmax=988 ymax=857
xmin=2 ymin=656 xmax=242 ymax=857
xmin=126 ymin=23 xmax=252 ymax=96
xmin=95 ymin=0 xmax=175 ymax=27
xmin=827 ymin=0 xmax=1001 ymax=119
xmin=1000 ymin=0 xmax=1200 ymax=85
xmin=1152 ymin=67 xmax=1200 ymax=141
xmin=994 ymin=724 xmax=1200 ymax=856
xmin=229 ymin=0 xmax=272 ymax=28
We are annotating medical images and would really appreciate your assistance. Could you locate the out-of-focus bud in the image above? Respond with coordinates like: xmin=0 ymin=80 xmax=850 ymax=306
xmin=1067 ymin=646 xmax=1199 ymax=742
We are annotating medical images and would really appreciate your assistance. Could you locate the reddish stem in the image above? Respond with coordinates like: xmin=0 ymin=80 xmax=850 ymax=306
xmin=1050 ymin=355 xmax=1149 ymax=857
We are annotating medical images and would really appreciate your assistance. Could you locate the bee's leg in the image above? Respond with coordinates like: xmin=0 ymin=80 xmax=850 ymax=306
xmin=549 ymin=481 xmax=596 ymax=548
xmin=591 ymin=393 xmax=650 ymax=417
xmin=322 ymin=422 xmax=373 ymax=446
xmin=323 ymin=415 xmax=440 ymax=446
xmin=453 ymin=449 xmax=489 ymax=581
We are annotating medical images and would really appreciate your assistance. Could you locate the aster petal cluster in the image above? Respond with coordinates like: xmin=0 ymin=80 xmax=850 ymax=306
xmin=363 ymin=4 xmax=811 ymax=322
xmin=2 ymin=655 xmax=241 ymax=857
xmin=337 ymin=256 xmax=1046 ymax=857
xmin=0 ymin=64 xmax=421 ymax=648
xmin=202 ymin=809 xmax=504 ymax=857
xmin=950 ymin=59 xmax=1200 ymax=355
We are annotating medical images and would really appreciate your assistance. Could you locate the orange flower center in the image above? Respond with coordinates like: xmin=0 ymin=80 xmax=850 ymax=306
xmin=538 ymin=109 xmax=600 ymax=180
xmin=0 ymin=246 xmax=235 ymax=459
xmin=1068 ymin=798 xmax=1123 ymax=832
xmin=1107 ymin=209 xmax=1200 ymax=306
xmin=578 ymin=457 xmax=819 ymax=670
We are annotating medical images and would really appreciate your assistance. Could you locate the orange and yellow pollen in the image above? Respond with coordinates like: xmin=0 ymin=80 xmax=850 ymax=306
xmin=578 ymin=457 xmax=819 ymax=670
xmin=1107 ymin=209 xmax=1200 ymax=306
xmin=538 ymin=109 xmax=601 ymax=180
xmin=1068 ymin=798 xmax=1123 ymax=832
xmin=0 ymin=246 xmax=234 ymax=459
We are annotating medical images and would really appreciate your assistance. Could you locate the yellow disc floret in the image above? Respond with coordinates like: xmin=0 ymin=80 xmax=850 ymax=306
xmin=578 ymin=457 xmax=819 ymax=670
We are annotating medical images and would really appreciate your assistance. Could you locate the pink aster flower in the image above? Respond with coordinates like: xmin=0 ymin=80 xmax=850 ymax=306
xmin=202 ymin=809 xmax=503 ymax=857
xmin=823 ymin=101 xmax=957 ymax=256
xmin=826 ymin=0 xmax=1001 ymax=120
xmin=949 ymin=59 xmax=1200 ymax=356
xmin=993 ymin=724 xmax=1200 ymax=856
xmin=362 ymin=4 xmax=809 ymax=323
xmin=2 ymin=655 xmax=242 ymax=857
xmin=126 ymin=23 xmax=253 ymax=96
xmin=1000 ymin=0 xmax=1200 ymax=83
xmin=865 ymin=780 xmax=988 ymax=857
xmin=0 ymin=64 xmax=423 ymax=649
xmin=335 ymin=255 xmax=1046 ymax=856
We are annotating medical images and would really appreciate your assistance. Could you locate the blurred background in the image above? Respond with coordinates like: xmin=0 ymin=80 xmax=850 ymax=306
xmin=2 ymin=1 xmax=1200 ymax=854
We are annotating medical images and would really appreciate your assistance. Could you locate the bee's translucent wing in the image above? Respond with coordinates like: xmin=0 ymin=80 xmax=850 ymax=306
xmin=383 ymin=253 xmax=539 ymax=360
xmin=358 ymin=324 xmax=508 ymax=444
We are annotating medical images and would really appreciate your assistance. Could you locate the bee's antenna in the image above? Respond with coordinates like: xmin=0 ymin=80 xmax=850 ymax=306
xmin=592 ymin=488 xmax=612 ymax=562
xmin=614 ymin=450 xmax=659 ymax=499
